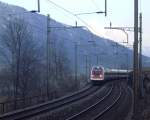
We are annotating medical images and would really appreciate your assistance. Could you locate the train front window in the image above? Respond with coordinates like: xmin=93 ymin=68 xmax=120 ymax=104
xmin=92 ymin=67 xmax=103 ymax=75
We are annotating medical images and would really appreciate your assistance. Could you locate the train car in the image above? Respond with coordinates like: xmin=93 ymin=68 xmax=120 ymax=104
xmin=90 ymin=66 xmax=131 ymax=85
xmin=104 ymin=69 xmax=130 ymax=80
xmin=90 ymin=66 xmax=105 ymax=84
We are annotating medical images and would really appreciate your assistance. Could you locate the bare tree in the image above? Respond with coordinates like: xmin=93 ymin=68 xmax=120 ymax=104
xmin=54 ymin=40 xmax=76 ymax=96
xmin=0 ymin=17 xmax=41 ymax=104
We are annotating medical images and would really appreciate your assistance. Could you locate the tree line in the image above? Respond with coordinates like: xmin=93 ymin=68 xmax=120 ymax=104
xmin=0 ymin=16 xmax=78 ymax=109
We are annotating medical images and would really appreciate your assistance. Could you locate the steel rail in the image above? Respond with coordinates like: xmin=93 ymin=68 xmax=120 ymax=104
xmin=0 ymin=85 xmax=92 ymax=114
xmin=0 ymin=84 xmax=99 ymax=120
xmin=66 ymin=83 xmax=114 ymax=120
xmin=92 ymin=83 xmax=122 ymax=120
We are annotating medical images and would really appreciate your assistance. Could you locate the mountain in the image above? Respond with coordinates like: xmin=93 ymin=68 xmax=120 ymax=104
xmin=0 ymin=1 xmax=149 ymax=74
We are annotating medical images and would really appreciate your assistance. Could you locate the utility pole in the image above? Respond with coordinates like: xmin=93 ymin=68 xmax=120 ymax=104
xmin=133 ymin=0 xmax=139 ymax=119
xmin=112 ymin=43 xmax=118 ymax=69
xmin=85 ymin=54 xmax=88 ymax=83
xmin=47 ymin=14 xmax=50 ymax=99
xmin=89 ymin=55 xmax=91 ymax=82
xmin=54 ymin=37 xmax=58 ymax=87
xmin=105 ymin=0 xmax=107 ymax=16
xmin=37 ymin=0 xmax=40 ymax=12
xmin=74 ymin=42 xmax=78 ymax=89
xmin=139 ymin=13 xmax=143 ymax=98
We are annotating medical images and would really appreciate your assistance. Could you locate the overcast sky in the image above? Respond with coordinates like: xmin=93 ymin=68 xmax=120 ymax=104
xmin=0 ymin=0 xmax=150 ymax=56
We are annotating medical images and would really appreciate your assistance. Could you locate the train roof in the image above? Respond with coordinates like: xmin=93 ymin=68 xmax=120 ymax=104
xmin=92 ymin=66 xmax=104 ymax=70
xmin=105 ymin=69 xmax=132 ymax=73
xmin=91 ymin=66 xmax=132 ymax=73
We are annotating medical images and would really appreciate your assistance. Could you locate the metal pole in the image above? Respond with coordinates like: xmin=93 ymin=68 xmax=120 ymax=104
xmin=75 ymin=43 xmax=78 ymax=89
xmin=123 ymin=30 xmax=129 ymax=43
xmin=133 ymin=0 xmax=139 ymax=118
xmin=75 ymin=21 xmax=77 ymax=27
xmin=54 ymin=39 xmax=58 ymax=88
xmin=37 ymin=0 xmax=40 ymax=12
xmin=88 ymin=55 xmax=91 ymax=83
xmin=139 ymin=13 xmax=143 ymax=98
xmin=85 ymin=54 xmax=88 ymax=83
xmin=125 ymin=32 xmax=129 ymax=82
xmin=105 ymin=0 xmax=107 ymax=16
xmin=126 ymin=53 xmax=129 ymax=82
xmin=47 ymin=14 xmax=50 ymax=99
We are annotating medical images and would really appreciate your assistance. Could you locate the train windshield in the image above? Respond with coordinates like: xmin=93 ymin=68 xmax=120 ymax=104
xmin=92 ymin=67 xmax=103 ymax=75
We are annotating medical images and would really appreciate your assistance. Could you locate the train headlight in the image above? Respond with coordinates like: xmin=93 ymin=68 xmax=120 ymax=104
xmin=100 ymin=75 xmax=102 ymax=77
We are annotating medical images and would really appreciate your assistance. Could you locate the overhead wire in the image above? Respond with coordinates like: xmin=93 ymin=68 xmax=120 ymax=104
xmin=46 ymin=0 xmax=99 ymax=34
xmin=45 ymin=2 xmax=77 ymax=25
xmin=89 ymin=0 xmax=111 ymax=40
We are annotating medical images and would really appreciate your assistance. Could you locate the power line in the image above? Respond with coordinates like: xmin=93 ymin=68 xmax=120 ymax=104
xmin=46 ymin=0 xmax=99 ymax=34
xmin=45 ymin=1 xmax=77 ymax=24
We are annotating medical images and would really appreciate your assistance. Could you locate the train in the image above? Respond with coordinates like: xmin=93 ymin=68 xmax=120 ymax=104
xmin=90 ymin=66 xmax=132 ymax=84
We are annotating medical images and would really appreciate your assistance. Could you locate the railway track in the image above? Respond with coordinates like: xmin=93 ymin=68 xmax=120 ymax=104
xmin=0 ymin=82 xmax=131 ymax=120
xmin=92 ymin=84 xmax=122 ymax=120
xmin=47 ymin=83 xmax=113 ymax=120
xmin=0 ymin=84 xmax=99 ymax=120
xmin=65 ymin=82 xmax=123 ymax=120
xmin=95 ymin=82 xmax=132 ymax=120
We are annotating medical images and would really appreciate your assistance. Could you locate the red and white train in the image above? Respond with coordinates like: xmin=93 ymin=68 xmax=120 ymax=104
xmin=90 ymin=66 xmax=105 ymax=81
xmin=90 ymin=66 xmax=131 ymax=84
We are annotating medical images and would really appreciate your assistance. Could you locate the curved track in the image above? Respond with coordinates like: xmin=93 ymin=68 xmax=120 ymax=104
xmin=0 ymin=82 xmax=132 ymax=120
xmin=0 ymin=85 xmax=99 ymax=120
xmin=65 ymin=82 xmax=123 ymax=120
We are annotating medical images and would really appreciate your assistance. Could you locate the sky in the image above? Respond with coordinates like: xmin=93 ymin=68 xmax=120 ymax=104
xmin=0 ymin=0 xmax=150 ymax=56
